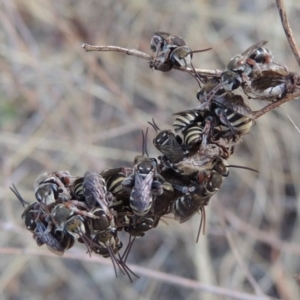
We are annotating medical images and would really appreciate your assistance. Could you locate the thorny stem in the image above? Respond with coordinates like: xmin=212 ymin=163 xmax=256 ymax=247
xmin=276 ymin=0 xmax=300 ymax=67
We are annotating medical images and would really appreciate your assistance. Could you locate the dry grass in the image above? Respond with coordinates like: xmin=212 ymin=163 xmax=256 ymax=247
xmin=1 ymin=0 xmax=300 ymax=299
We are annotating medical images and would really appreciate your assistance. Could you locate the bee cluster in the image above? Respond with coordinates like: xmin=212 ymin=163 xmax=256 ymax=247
xmin=11 ymin=32 xmax=300 ymax=280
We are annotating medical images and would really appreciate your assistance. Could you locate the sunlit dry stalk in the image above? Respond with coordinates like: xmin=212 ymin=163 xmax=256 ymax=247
xmin=276 ymin=0 xmax=300 ymax=67
xmin=0 ymin=247 xmax=279 ymax=300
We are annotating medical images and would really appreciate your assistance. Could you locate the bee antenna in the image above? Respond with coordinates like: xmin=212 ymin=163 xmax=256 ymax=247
xmin=106 ymin=246 xmax=120 ymax=278
xmin=188 ymin=47 xmax=212 ymax=55
xmin=186 ymin=68 xmax=202 ymax=89
xmin=10 ymin=184 xmax=29 ymax=207
xmin=122 ymin=235 xmax=136 ymax=263
xmin=141 ymin=128 xmax=149 ymax=157
xmin=148 ymin=118 xmax=160 ymax=132
xmin=145 ymin=128 xmax=149 ymax=157
xmin=117 ymin=253 xmax=140 ymax=282
xmin=227 ymin=165 xmax=259 ymax=173
xmin=196 ymin=207 xmax=206 ymax=243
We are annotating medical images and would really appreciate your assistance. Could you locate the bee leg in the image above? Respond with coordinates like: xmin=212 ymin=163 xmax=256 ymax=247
xmin=200 ymin=116 xmax=215 ymax=149
xmin=52 ymin=177 xmax=71 ymax=201
xmin=246 ymin=57 xmax=262 ymax=75
xmin=214 ymin=108 xmax=237 ymax=137
xmin=151 ymin=180 xmax=163 ymax=196
xmin=172 ymin=183 xmax=196 ymax=194
xmin=122 ymin=175 xmax=134 ymax=192
xmin=122 ymin=235 xmax=136 ymax=263
xmin=67 ymin=200 xmax=88 ymax=209
xmin=76 ymin=209 xmax=100 ymax=219
xmin=159 ymin=156 xmax=175 ymax=170
xmin=117 ymin=253 xmax=139 ymax=282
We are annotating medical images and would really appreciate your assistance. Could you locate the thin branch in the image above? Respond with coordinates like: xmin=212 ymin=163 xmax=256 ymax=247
xmin=0 ymin=247 xmax=280 ymax=300
xmin=276 ymin=0 xmax=300 ymax=67
xmin=82 ymin=44 xmax=222 ymax=77
xmin=217 ymin=207 xmax=266 ymax=297
xmin=82 ymin=43 xmax=300 ymax=119
xmin=253 ymin=90 xmax=300 ymax=119
xmin=82 ymin=44 xmax=152 ymax=61
xmin=221 ymin=208 xmax=300 ymax=255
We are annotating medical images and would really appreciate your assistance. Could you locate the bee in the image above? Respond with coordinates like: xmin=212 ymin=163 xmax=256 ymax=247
xmin=10 ymin=184 xmax=41 ymax=232
xmin=248 ymin=46 xmax=273 ymax=65
xmin=150 ymin=32 xmax=186 ymax=56
xmin=33 ymin=220 xmax=67 ymax=255
xmin=171 ymin=157 xmax=229 ymax=242
xmin=11 ymin=185 xmax=79 ymax=255
xmin=63 ymin=215 xmax=95 ymax=255
xmin=149 ymin=32 xmax=211 ymax=72
xmin=124 ymin=216 xmax=155 ymax=238
xmin=212 ymin=93 xmax=254 ymax=138
xmin=122 ymin=129 xmax=163 ymax=216
xmin=195 ymin=41 xmax=272 ymax=102
xmin=92 ymin=228 xmax=138 ymax=282
xmin=51 ymin=230 xmax=75 ymax=254
xmin=148 ymin=118 xmax=187 ymax=165
xmin=92 ymin=228 xmax=122 ymax=257
xmin=172 ymin=193 xmax=210 ymax=225
xmin=196 ymin=86 xmax=254 ymax=140
xmin=174 ymin=144 xmax=225 ymax=176
xmin=100 ymin=168 xmax=131 ymax=215
xmin=152 ymin=180 xmax=175 ymax=217
xmin=149 ymin=32 xmax=188 ymax=72
xmin=87 ymin=207 xmax=114 ymax=233
xmin=173 ymin=110 xmax=205 ymax=133
xmin=226 ymin=40 xmax=269 ymax=76
xmin=173 ymin=109 xmax=217 ymax=152
xmin=81 ymin=171 xmax=111 ymax=211
xmin=34 ymin=171 xmax=74 ymax=205
xmin=244 ymin=63 xmax=297 ymax=101
xmin=182 ymin=124 xmax=204 ymax=148
xmin=125 ymin=163 xmax=155 ymax=216
xmin=221 ymin=41 xmax=275 ymax=95
xmin=50 ymin=202 xmax=99 ymax=231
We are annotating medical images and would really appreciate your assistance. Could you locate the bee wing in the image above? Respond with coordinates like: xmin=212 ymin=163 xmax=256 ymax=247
xmin=35 ymin=222 xmax=65 ymax=254
xmin=240 ymin=40 xmax=268 ymax=58
xmin=47 ymin=245 xmax=64 ymax=256
xmin=251 ymin=75 xmax=285 ymax=91
xmin=101 ymin=167 xmax=123 ymax=179
xmin=154 ymin=32 xmax=186 ymax=46
xmin=173 ymin=194 xmax=201 ymax=223
xmin=219 ymin=95 xmax=253 ymax=117
xmin=130 ymin=172 xmax=153 ymax=214
xmin=160 ymin=144 xmax=185 ymax=163
xmin=133 ymin=171 xmax=154 ymax=195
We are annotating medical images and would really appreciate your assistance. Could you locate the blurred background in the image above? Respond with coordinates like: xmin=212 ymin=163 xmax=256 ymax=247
xmin=1 ymin=0 xmax=300 ymax=299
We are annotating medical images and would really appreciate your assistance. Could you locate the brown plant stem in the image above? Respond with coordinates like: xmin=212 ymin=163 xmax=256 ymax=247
xmin=0 ymin=247 xmax=280 ymax=300
xmin=253 ymin=90 xmax=300 ymax=119
xmin=276 ymin=0 xmax=300 ymax=67
xmin=82 ymin=44 xmax=222 ymax=77
xmin=82 ymin=44 xmax=300 ymax=119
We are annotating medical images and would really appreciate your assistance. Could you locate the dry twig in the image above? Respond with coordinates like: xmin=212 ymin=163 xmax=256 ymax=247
xmin=276 ymin=0 xmax=300 ymax=67
xmin=82 ymin=43 xmax=300 ymax=119
xmin=82 ymin=44 xmax=222 ymax=77
xmin=0 ymin=247 xmax=280 ymax=300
